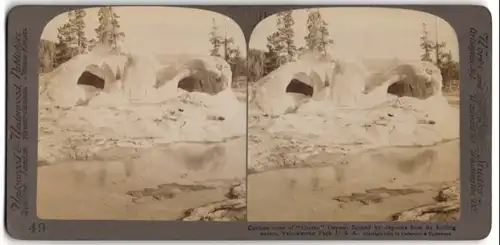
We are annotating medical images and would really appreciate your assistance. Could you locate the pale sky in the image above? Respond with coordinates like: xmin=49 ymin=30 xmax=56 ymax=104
xmin=41 ymin=6 xmax=247 ymax=57
xmin=42 ymin=7 xmax=459 ymax=62
xmin=250 ymin=7 xmax=459 ymax=62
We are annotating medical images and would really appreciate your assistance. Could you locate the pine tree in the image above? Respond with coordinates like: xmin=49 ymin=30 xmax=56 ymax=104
xmin=263 ymin=10 xmax=297 ymax=74
xmin=54 ymin=22 xmax=75 ymax=66
xmin=209 ymin=18 xmax=238 ymax=61
xmin=208 ymin=18 xmax=244 ymax=81
xmin=95 ymin=7 xmax=125 ymax=53
xmin=420 ymin=23 xmax=434 ymax=63
xmin=318 ymin=17 xmax=334 ymax=56
xmin=72 ymin=9 xmax=88 ymax=54
xmin=109 ymin=9 xmax=125 ymax=52
xmin=434 ymin=41 xmax=447 ymax=68
xmin=54 ymin=10 xmax=87 ymax=66
xmin=264 ymin=32 xmax=282 ymax=75
xmin=275 ymin=11 xmax=297 ymax=64
xmin=56 ymin=10 xmax=88 ymax=53
xmin=436 ymin=44 xmax=459 ymax=89
xmin=420 ymin=22 xmax=459 ymax=90
xmin=222 ymin=36 xmax=236 ymax=61
xmin=209 ymin=18 xmax=222 ymax=57
xmin=304 ymin=10 xmax=321 ymax=52
xmin=304 ymin=9 xmax=333 ymax=56
xmin=224 ymin=40 xmax=246 ymax=84
xmin=95 ymin=7 xmax=111 ymax=45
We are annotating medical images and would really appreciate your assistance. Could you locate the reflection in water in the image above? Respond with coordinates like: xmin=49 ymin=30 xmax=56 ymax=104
xmin=365 ymin=147 xmax=437 ymax=177
xmin=397 ymin=149 xmax=435 ymax=175
xmin=73 ymin=168 xmax=87 ymax=185
xmin=311 ymin=168 xmax=320 ymax=191
xmin=247 ymin=140 xmax=459 ymax=221
xmin=282 ymin=145 xmax=439 ymax=191
xmin=287 ymin=177 xmax=297 ymax=189
xmin=68 ymin=138 xmax=245 ymax=187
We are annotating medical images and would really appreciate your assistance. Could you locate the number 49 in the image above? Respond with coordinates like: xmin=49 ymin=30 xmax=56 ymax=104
xmin=29 ymin=222 xmax=46 ymax=233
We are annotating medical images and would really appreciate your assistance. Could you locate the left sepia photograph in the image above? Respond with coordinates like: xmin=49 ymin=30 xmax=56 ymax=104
xmin=37 ymin=6 xmax=247 ymax=221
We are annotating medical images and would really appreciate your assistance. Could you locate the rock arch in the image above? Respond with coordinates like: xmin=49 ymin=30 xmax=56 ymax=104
xmin=364 ymin=61 xmax=443 ymax=100
xmin=155 ymin=57 xmax=231 ymax=96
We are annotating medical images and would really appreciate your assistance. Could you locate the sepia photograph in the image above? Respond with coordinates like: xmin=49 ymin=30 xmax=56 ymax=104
xmin=37 ymin=6 xmax=247 ymax=221
xmin=246 ymin=8 xmax=460 ymax=221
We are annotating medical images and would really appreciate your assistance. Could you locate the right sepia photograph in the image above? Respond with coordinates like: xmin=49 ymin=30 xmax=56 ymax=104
xmin=246 ymin=8 xmax=460 ymax=221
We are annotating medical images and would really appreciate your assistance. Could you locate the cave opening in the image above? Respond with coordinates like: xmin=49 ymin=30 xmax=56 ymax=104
xmin=178 ymin=76 xmax=205 ymax=93
xmin=387 ymin=81 xmax=414 ymax=97
xmin=385 ymin=64 xmax=438 ymax=100
xmin=286 ymin=78 xmax=313 ymax=97
xmin=387 ymin=79 xmax=435 ymax=99
xmin=177 ymin=72 xmax=223 ymax=95
xmin=77 ymin=70 xmax=105 ymax=90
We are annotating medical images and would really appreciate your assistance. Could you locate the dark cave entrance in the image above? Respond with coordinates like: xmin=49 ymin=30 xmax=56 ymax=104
xmin=387 ymin=79 xmax=435 ymax=100
xmin=385 ymin=64 xmax=437 ymax=100
xmin=177 ymin=72 xmax=224 ymax=95
xmin=286 ymin=79 xmax=313 ymax=97
xmin=178 ymin=76 xmax=205 ymax=93
xmin=77 ymin=70 xmax=105 ymax=89
xmin=387 ymin=81 xmax=414 ymax=98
